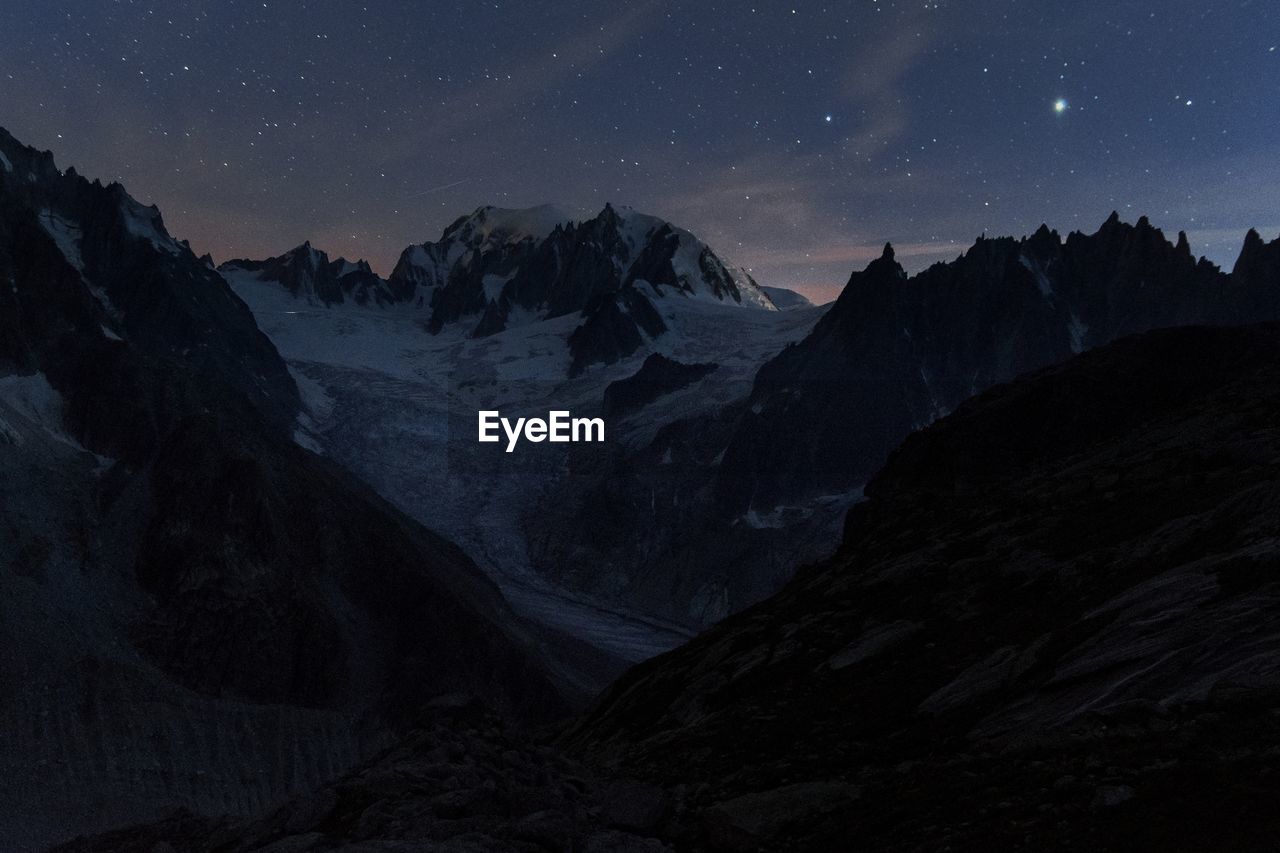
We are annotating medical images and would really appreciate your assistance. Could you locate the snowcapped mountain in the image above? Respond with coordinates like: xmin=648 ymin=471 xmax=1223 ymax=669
xmin=390 ymin=203 xmax=775 ymax=330
xmin=225 ymin=203 xmax=778 ymax=376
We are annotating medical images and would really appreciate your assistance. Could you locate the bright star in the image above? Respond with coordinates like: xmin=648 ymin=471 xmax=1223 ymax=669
xmin=824 ymin=114 xmax=833 ymax=123
xmin=1054 ymin=98 xmax=1068 ymax=114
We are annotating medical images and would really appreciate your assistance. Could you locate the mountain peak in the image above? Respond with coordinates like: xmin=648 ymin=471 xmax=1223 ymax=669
xmin=219 ymin=241 xmax=393 ymax=307
xmin=1176 ymin=230 xmax=1192 ymax=257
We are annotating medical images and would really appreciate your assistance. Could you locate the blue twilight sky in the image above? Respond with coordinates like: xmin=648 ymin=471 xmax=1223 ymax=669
xmin=1 ymin=0 xmax=1276 ymax=301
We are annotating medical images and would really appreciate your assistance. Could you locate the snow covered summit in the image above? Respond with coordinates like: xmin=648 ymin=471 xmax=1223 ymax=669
xmin=390 ymin=202 xmax=775 ymax=337
xmin=227 ymin=202 xmax=779 ymax=376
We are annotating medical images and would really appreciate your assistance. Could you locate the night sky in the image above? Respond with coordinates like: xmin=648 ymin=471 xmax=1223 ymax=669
xmin=2 ymin=1 xmax=1275 ymax=302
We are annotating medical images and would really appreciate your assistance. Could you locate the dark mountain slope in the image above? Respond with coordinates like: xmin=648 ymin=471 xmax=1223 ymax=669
xmin=716 ymin=216 xmax=1279 ymax=514
xmin=602 ymin=352 xmax=719 ymax=418
xmin=566 ymin=322 xmax=1280 ymax=851
xmin=0 ymin=127 xmax=566 ymax=848
xmin=0 ymin=127 xmax=299 ymax=439
xmin=531 ymin=218 xmax=1280 ymax=631
xmin=55 ymin=703 xmax=675 ymax=853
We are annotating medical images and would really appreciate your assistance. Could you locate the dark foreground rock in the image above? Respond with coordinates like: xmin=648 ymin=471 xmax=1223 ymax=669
xmin=565 ymin=323 xmax=1280 ymax=852
xmin=54 ymin=703 xmax=672 ymax=853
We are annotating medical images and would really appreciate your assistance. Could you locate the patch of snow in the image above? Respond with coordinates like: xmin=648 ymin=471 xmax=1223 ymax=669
xmin=293 ymin=428 xmax=323 ymax=453
xmin=742 ymin=507 xmax=786 ymax=529
xmin=289 ymin=365 xmax=334 ymax=454
xmin=0 ymin=413 xmax=21 ymax=445
xmin=482 ymin=271 xmax=513 ymax=303
xmin=37 ymin=209 xmax=85 ymax=272
xmin=405 ymin=245 xmax=430 ymax=267
xmin=0 ymin=150 xmax=11 ymax=173
xmin=118 ymin=197 xmax=183 ymax=256
xmin=611 ymin=206 xmax=774 ymax=309
xmin=759 ymin=285 xmax=813 ymax=310
xmin=99 ymin=325 xmax=122 ymax=341
xmin=0 ymin=372 xmax=84 ymax=450
xmin=1068 ymin=312 xmax=1089 ymax=353
xmin=291 ymin=366 xmax=335 ymax=422
xmin=1019 ymin=253 xmax=1054 ymax=297
xmin=463 ymin=204 xmax=582 ymax=248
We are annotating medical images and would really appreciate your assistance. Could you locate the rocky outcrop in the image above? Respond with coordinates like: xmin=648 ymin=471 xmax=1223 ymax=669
xmin=603 ymin=353 xmax=719 ymax=418
xmin=0 ymin=127 xmax=299 ymax=440
xmin=568 ymin=286 xmax=670 ymax=377
xmin=219 ymin=243 xmax=397 ymax=307
xmin=565 ymin=322 xmax=1280 ymax=851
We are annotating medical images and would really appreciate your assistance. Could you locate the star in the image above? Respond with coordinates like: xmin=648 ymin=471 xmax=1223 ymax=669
xmin=1054 ymin=98 xmax=1068 ymax=114
xmin=824 ymin=114 xmax=833 ymax=123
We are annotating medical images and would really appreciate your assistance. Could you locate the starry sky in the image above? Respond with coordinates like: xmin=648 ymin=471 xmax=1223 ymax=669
xmin=2 ymin=0 xmax=1276 ymax=302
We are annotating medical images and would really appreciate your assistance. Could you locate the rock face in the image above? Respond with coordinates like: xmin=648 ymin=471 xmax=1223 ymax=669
xmin=565 ymin=322 xmax=1280 ymax=851
xmin=0 ymin=126 xmax=566 ymax=849
xmin=716 ymin=217 xmax=1280 ymax=514
xmin=0 ymin=128 xmax=299 ymax=440
xmin=603 ymin=353 xmax=719 ymax=417
xmin=219 ymin=243 xmax=399 ymax=307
